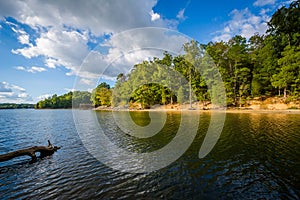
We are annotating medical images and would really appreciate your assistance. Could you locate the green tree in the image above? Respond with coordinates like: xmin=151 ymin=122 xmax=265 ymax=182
xmin=272 ymin=45 xmax=300 ymax=97
xmin=36 ymin=91 xmax=91 ymax=109
xmin=91 ymin=82 xmax=112 ymax=107
xmin=268 ymin=0 xmax=300 ymax=47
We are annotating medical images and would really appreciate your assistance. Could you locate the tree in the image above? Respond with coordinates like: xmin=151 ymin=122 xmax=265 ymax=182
xmin=183 ymin=40 xmax=201 ymax=108
xmin=268 ymin=0 xmax=300 ymax=47
xmin=177 ymin=86 xmax=185 ymax=104
xmin=91 ymin=82 xmax=112 ymax=107
xmin=36 ymin=91 xmax=91 ymax=109
xmin=272 ymin=45 xmax=300 ymax=97
xmin=249 ymin=34 xmax=278 ymax=96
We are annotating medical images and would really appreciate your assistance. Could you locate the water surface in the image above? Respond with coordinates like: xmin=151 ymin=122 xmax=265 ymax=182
xmin=0 ymin=109 xmax=299 ymax=199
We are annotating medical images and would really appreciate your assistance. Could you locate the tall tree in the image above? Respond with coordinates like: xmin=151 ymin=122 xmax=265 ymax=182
xmin=91 ymin=82 xmax=112 ymax=107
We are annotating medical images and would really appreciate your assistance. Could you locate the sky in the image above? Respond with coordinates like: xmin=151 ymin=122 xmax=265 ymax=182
xmin=0 ymin=0 xmax=292 ymax=103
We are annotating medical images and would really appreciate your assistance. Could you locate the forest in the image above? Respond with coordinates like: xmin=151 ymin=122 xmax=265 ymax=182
xmin=0 ymin=103 xmax=34 ymax=109
xmin=36 ymin=1 xmax=300 ymax=109
xmin=35 ymin=91 xmax=92 ymax=109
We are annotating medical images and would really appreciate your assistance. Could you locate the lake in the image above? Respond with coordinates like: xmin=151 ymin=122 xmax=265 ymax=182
xmin=0 ymin=109 xmax=299 ymax=199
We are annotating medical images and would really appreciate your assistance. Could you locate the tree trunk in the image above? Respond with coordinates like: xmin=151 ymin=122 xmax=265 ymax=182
xmin=0 ymin=140 xmax=60 ymax=162
xmin=284 ymin=88 xmax=287 ymax=98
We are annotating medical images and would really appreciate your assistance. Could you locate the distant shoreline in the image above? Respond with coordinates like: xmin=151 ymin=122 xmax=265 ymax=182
xmin=0 ymin=103 xmax=34 ymax=109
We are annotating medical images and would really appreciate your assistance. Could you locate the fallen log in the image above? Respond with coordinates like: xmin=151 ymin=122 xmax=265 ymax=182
xmin=0 ymin=140 xmax=60 ymax=162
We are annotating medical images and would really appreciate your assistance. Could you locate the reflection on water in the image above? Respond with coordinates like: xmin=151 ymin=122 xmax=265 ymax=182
xmin=0 ymin=110 xmax=299 ymax=199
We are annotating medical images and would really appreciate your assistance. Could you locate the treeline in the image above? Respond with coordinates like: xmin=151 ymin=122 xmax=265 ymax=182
xmin=35 ymin=84 xmax=113 ymax=109
xmin=0 ymin=103 xmax=34 ymax=109
xmin=35 ymin=91 xmax=92 ymax=109
xmin=36 ymin=1 xmax=300 ymax=109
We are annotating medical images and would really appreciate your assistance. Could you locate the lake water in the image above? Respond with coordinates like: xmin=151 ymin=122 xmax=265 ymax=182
xmin=0 ymin=109 xmax=299 ymax=199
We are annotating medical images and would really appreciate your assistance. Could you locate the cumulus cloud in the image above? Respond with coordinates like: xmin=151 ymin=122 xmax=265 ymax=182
xmin=6 ymin=21 xmax=32 ymax=46
xmin=72 ymin=28 xmax=189 ymax=88
xmin=12 ymin=28 xmax=89 ymax=69
xmin=0 ymin=0 xmax=166 ymax=35
xmin=15 ymin=66 xmax=46 ymax=73
xmin=213 ymin=8 xmax=270 ymax=41
xmin=2 ymin=1 xmax=185 ymax=84
xmin=1 ymin=0 xmax=189 ymax=94
xmin=17 ymin=34 xmax=30 ymax=45
xmin=12 ymin=28 xmax=89 ymax=78
xmin=0 ymin=82 xmax=32 ymax=103
xmin=150 ymin=10 xmax=160 ymax=21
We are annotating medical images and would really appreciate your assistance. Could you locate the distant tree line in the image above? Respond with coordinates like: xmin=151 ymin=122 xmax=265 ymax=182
xmin=35 ymin=91 xmax=92 ymax=109
xmin=0 ymin=103 xmax=34 ymax=109
xmin=36 ymin=1 xmax=300 ymax=109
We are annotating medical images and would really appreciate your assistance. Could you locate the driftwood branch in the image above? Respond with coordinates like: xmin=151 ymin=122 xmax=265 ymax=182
xmin=0 ymin=140 xmax=60 ymax=162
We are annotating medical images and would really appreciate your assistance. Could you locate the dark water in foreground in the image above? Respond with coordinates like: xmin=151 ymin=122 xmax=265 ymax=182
xmin=0 ymin=109 xmax=299 ymax=199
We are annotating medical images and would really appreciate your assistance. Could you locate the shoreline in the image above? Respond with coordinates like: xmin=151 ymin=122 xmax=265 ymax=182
xmin=95 ymin=97 xmax=300 ymax=114
xmin=94 ymin=107 xmax=300 ymax=114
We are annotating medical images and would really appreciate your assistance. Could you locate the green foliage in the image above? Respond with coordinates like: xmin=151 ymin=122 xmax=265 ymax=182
xmin=177 ymin=86 xmax=186 ymax=104
xmin=271 ymin=45 xmax=300 ymax=97
xmin=113 ymin=55 xmax=177 ymax=108
xmin=36 ymin=91 xmax=92 ymax=109
xmin=0 ymin=103 xmax=34 ymax=109
xmin=91 ymin=82 xmax=112 ymax=107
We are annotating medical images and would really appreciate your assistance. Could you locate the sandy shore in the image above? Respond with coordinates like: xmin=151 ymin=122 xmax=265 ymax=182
xmin=94 ymin=107 xmax=300 ymax=114
xmin=221 ymin=109 xmax=300 ymax=114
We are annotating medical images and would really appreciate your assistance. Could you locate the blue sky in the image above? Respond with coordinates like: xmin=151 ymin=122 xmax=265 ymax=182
xmin=0 ymin=0 xmax=292 ymax=103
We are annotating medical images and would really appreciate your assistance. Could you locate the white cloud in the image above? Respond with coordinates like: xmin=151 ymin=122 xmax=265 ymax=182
xmin=75 ymin=28 xmax=189 ymax=83
xmin=150 ymin=10 xmax=160 ymax=21
xmin=18 ymin=93 xmax=29 ymax=98
xmin=28 ymin=66 xmax=47 ymax=73
xmin=80 ymin=78 xmax=94 ymax=86
xmin=253 ymin=0 xmax=275 ymax=7
xmin=213 ymin=8 xmax=270 ymax=42
xmin=0 ymin=81 xmax=12 ymax=92
xmin=18 ymin=34 xmax=30 ymax=45
xmin=0 ymin=0 xmax=167 ymax=35
xmin=176 ymin=9 xmax=186 ymax=20
xmin=0 ymin=82 xmax=32 ymax=103
xmin=213 ymin=33 xmax=232 ymax=42
xmin=2 ymin=0 xmax=187 ymax=92
xmin=6 ymin=21 xmax=32 ymax=45
xmin=15 ymin=66 xmax=46 ymax=73
xmin=36 ymin=94 xmax=52 ymax=101
xmin=260 ymin=8 xmax=271 ymax=15
xmin=12 ymin=28 xmax=89 ymax=74
xmin=15 ymin=66 xmax=25 ymax=71
xmin=11 ymin=84 xmax=26 ymax=92
xmin=45 ymin=58 xmax=60 ymax=69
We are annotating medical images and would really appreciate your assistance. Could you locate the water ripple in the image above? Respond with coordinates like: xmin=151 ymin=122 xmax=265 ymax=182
xmin=0 ymin=110 xmax=299 ymax=199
